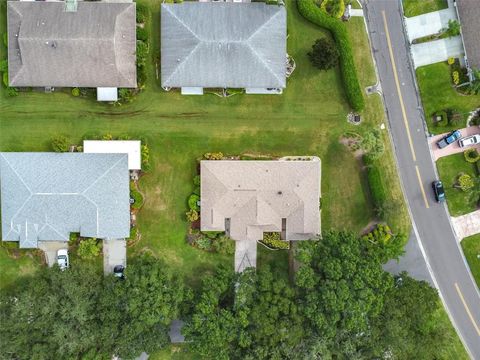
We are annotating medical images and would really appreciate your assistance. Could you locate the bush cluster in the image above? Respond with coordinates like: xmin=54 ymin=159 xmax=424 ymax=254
xmin=77 ymin=238 xmax=101 ymax=260
xmin=320 ymin=0 xmax=345 ymax=18
xmin=189 ymin=230 xmax=235 ymax=255
xmin=364 ymin=156 xmax=387 ymax=215
xmin=464 ymin=148 xmax=480 ymax=163
xmin=186 ymin=209 xmax=199 ymax=222
xmin=51 ymin=135 xmax=69 ymax=152
xmin=188 ymin=194 xmax=200 ymax=211
xmin=136 ymin=3 xmax=150 ymax=24
xmin=204 ymin=152 xmax=224 ymax=160
xmin=297 ymin=0 xmax=365 ymax=111
xmin=260 ymin=232 xmax=290 ymax=250
xmin=130 ymin=188 xmax=144 ymax=210
xmin=362 ymin=224 xmax=392 ymax=244
xmin=141 ymin=144 xmax=151 ymax=171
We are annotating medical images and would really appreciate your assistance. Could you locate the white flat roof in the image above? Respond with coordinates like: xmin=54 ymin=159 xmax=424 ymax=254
xmin=97 ymin=87 xmax=118 ymax=102
xmin=83 ymin=140 xmax=141 ymax=170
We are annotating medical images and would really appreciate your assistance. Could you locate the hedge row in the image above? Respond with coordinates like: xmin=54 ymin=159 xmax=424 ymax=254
xmin=365 ymin=158 xmax=387 ymax=209
xmin=297 ymin=0 xmax=365 ymax=111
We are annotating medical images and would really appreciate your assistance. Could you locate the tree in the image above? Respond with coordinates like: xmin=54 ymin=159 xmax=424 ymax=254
xmin=0 ymin=255 xmax=188 ymax=359
xmin=77 ymin=238 xmax=101 ymax=260
xmin=184 ymin=267 xmax=304 ymax=360
xmin=456 ymin=173 xmax=474 ymax=192
xmin=308 ymin=38 xmax=339 ymax=71
xmin=445 ymin=19 xmax=460 ymax=38
xmin=295 ymin=231 xmax=393 ymax=355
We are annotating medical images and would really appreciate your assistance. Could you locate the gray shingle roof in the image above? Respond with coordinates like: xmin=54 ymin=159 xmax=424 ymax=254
xmin=161 ymin=3 xmax=287 ymax=88
xmin=456 ymin=0 xmax=480 ymax=70
xmin=0 ymin=153 xmax=130 ymax=248
xmin=7 ymin=1 xmax=136 ymax=88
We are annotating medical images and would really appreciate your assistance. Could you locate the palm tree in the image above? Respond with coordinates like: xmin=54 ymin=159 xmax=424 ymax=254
xmin=470 ymin=68 xmax=480 ymax=95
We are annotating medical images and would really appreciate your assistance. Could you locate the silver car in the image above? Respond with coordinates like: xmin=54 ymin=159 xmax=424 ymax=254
xmin=458 ymin=134 xmax=480 ymax=148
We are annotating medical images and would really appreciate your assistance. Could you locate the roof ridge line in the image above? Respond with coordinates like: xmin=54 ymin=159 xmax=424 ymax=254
xmin=245 ymin=42 xmax=284 ymax=86
xmin=81 ymin=154 xmax=127 ymax=195
xmin=0 ymin=153 xmax=34 ymax=194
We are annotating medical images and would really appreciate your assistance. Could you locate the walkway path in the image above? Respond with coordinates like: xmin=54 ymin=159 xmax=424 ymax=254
xmin=235 ymin=240 xmax=257 ymax=272
xmin=452 ymin=210 xmax=480 ymax=240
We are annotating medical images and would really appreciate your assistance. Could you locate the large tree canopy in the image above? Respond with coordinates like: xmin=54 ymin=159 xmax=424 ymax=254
xmin=0 ymin=254 xmax=189 ymax=360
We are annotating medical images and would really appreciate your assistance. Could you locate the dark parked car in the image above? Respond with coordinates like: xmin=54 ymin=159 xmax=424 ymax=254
xmin=436 ymin=130 xmax=461 ymax=149
xmin=432 ymin=180 xmax=445 ymax=202
xmin=113 ymin=265 xmax=125 ymax=279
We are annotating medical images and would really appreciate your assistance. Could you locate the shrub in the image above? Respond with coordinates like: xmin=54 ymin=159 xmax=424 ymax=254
xmin=457 ymin=173 xmax=474 ymax=192
xmin=136 ymin=27 xmax=148 ymax=42
xmin=260 ymin=232 xmax=290 ymax=250
xmin=447 ymin=57 xmax=455 ymax=65
xmin=71 ymin=87 xmax=80 ymax=97
xmin=136 ymin=3 xmax=150 ymax=24
xmin=452 ymin=71 xmax=460 ymax=85
xmin=433 ymin=110 xmax=448 ymax=127
xmin=194 ymin=237 xmax=212 ymax=251
xmin=130 ymin=188 xmax=144 ymax=209
xmin=51 ymin=135 xmax=69 ymax=152
xmin=464 ymin=148 xmax=480 ymax=163
xmin=204 ymin=152 xmax=224 ymax=160
xmin=361 ymin=129 xmax=385 ymax=160
xmin=212 ymin=235 xmax=235 ymax=255
xmin=77 ymin=238 xmax=101 ymax=260
xmin=188 ymin=194 xmax=200 ymax=211
xmin=3 ymin=71 xmax=8 ymax=87
xmin=136 ymin=41 xmax=149 ymax=67
xmin=444 ymin=19 xmax=460 ymax=38
xmin=141 ymin=144 xmax=150 ymax=171
xmin=365 ymin=158 xmax=387 ymax=215
xmin=193 ymin=175 xmax=201 ymax=186
xmin=448 ymin=110 xmax=463 ymax=126
xmin=362 ymin=223 xmax=392 ymax=244
xmin=308 ymin=38 xmax=340 ymax=71
xmin=320 ymin=0 xmax=345 ymax=18
xmin=0 ymin=59 xmax=7 ymax=73
xmin=69 ymin=232 xmax=80 ymax=246
xmin=193 ymin=186 xmax=200 ymax=196
xmin=297 ymin=0 xmax=365 ymax=111
xmin=186 ymin=209 xmax=199 ymax=222
xmin=7 ymin=87 xmax=18 ymax=97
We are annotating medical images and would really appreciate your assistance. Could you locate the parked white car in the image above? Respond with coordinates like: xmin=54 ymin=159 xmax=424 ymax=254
xmin=57 ymin=249 xmax=69 ymax=271
xmin=458 ymin=134 xmax=480 ymax=148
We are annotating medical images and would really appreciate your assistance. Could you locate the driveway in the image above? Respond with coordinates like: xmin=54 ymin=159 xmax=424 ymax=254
xmin=452 ymin=210 xmax=480 ymax=240
xmin=411 ymin=36 xmax=464 ymax=68
xmin=38 ymin=241 xmax=68 ymax=267
xmin=103 ymin=239 xmax=126 ymax=275
xmin=235 ymin=240 xmax=257 ymax=272
xmin=429 ymin=125 xmax=480 ymax=161
xmin=405 ymin=7 xmax=457 ymax=42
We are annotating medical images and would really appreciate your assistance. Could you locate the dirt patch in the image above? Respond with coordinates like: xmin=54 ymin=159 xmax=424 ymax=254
xmin=339 ymin=136 xmax=366 ymax=160
xmin=361 ymin=220 xmax=381 ymax=235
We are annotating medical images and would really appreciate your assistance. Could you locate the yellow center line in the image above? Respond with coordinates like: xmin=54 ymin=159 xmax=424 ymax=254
xmin=382 ymin=11 xmax=417 ymax=162
xmin=415 ymin=165 xmax=429 ymax=209
xmin=455 ymin=283 xmax=480 ymax=337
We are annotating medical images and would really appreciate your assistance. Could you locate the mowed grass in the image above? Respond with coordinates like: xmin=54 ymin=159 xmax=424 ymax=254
xmin=402 ymin=0 xmax=448 ymax=17
xmin=436 ymin=153 xmax=478 ymax=216
xmin=0 ymin=1 xmax=410 ymax=284
xmin=461 ymin=234 xmax=480 ymax=288
xmin=416 ymin=62 xmax=480 ymax=135
xmin=0 ymin=247 xmax=43 ymax=290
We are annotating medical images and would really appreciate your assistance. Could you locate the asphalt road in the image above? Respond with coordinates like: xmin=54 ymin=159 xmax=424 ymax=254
xmin=361 ymin=1 xmax=480 ymax=358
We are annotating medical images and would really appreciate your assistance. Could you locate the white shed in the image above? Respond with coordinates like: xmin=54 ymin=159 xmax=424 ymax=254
xmin=83 ymin=140 xmax=141 ymax=170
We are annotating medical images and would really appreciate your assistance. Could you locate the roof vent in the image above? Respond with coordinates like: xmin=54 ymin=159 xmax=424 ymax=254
xmin=277 ymin=191 xmax=283 ymax=195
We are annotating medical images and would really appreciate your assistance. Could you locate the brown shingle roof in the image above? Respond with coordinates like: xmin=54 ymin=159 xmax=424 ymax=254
xmin=456 ymin=0 xmax=480 ymax=69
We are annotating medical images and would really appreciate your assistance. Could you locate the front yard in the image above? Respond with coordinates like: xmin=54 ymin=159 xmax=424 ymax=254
xmin=416 ymin=62 xmax=479 ymax=135
xmin=402 ymin=0 xmax=448 ymax=17
xmin=461 ymin=234 xmax=480 ymax=287
xmin=436 ymin=153 xmax=479 ymax=216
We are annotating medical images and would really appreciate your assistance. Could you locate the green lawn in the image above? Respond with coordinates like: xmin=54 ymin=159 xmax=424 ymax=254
xmin=0 ymin=247 xmax=43 ymax=290
xmin=436 ymin=154 xmax=479 ymax=216
xmin=402 ymin=0 xmax=448 ymax=17
xmin=0 ymin=0 xmax=410 ymax=285
xmin=416 ymin=62 xmax=480 ymax=135
xmin=462 ymin=234 xmax=480 ymax=288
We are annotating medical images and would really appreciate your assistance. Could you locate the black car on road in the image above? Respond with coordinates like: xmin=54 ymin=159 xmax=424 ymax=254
xmin=432 ymin=180 xmax=446 ymax=202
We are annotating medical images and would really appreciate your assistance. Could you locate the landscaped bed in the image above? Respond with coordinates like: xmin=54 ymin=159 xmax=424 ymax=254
xmin=436 ymin=152 xmax=480 ymax=216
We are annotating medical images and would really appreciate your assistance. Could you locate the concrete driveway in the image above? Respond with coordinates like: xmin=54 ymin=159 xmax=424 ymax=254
xmin=103 ymin=239 xmax=126 ymax=275
xmin=429 ymin=126 xmax=480 ymax=161
xmin=452 ymin=210 xmax=480 ymax=240
xmin=38 ymin=241 xmax=68 ymax=267
xmin=405 ymin=7 xmax=457 ymax=42
xmin=411 ymin=36 xmax=464 ymax=68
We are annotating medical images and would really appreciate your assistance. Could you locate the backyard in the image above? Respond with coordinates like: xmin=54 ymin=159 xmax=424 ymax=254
xmin=416 ymin=62 xmax=480 ymax=135
xmin=461 ymin=234 xmax=480 ymax=287
xmin=436 ymin=153 xmax=479 ymax=216
xmin=402 ymin=0 xmax=447 ymax=17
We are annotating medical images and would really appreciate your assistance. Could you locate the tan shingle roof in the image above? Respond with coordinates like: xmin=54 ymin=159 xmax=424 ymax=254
xmin=200 ymin=159 xmax=321 ymax=242
xmin=456 ymin=0 xmax=480 ymax=69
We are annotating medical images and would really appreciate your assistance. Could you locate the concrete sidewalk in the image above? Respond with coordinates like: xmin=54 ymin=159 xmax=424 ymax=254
xmin=429 ymin=125 xmax=480 ymax=161
xmin=452 ymin=210 xmax=480 ymax=240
